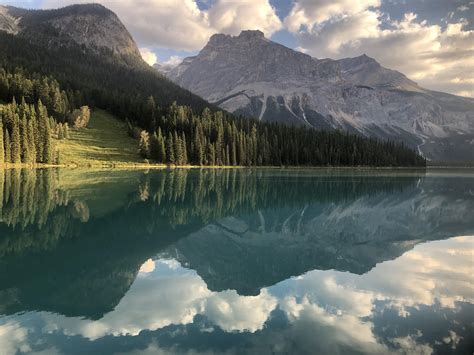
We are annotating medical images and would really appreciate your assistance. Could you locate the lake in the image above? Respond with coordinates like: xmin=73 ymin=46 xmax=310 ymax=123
xmin=0 ymin=168 xmax=473 ymax=354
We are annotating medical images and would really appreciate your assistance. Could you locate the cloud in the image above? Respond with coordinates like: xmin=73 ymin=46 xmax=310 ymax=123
xmin=43 ymin=0 xmax=282 ymax=51
xmin=284 ymin=0 xmax=381 ymax=32
xmin=285 ymin=1 xmax=474 ymax=97
xmin=36 ymin=258 xmax=276 ymax=340
xmin=207 ymin=0 xmax=282 ymax=38
xmin=139 ymin=48 xmax=157 ymax=66
xmin=204 ymin=289 xmax=277 ymax=332
xmin=160 ymin=56 xmax=183 ymax=69
xmin=0 ymin=321 xmax=31 ymax=355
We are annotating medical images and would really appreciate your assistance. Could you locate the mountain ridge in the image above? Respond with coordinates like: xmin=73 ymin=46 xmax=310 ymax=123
xmin=162 ymin=30 xmax=474 ymax=162
xmin=0 ymin=3 xmax=142 ymax=63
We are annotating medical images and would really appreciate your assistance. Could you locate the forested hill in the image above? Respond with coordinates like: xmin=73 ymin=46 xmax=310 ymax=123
xmin=0 ymin=4 xmax=425 ymax=167
xmin=0 ymin=3 xmax=214 ymax=121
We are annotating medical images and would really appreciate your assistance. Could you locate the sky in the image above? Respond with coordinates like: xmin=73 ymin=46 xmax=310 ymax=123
xmin=2 ymin=0 xmax=473 ymax=97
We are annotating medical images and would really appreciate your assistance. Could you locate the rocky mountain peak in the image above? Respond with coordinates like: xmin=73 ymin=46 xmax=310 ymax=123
xmin=0 ymin=3 xmax=142 ymax=62
xmin=162 ymin=31 xmax=474 ymax=162
xmin=238 ymin=29 xmax=265 ymax=40
xmin=207 ymin=33 xmax=231 ymax=46
xmin=206 ymin=30 xmax=267 ymax=49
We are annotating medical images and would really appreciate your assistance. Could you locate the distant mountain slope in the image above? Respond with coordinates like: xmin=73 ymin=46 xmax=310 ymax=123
xmin=0 ymin=4 xmax=141 ymax=63
xmin=163 ymin=30 xmax=474 ymax=162
xmin=0 ymin=4 xmax=214 ymax=122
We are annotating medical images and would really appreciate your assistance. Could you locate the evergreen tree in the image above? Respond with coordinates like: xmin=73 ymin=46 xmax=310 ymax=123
xmin=181 ymin=132 xmax=188 ymax=165
xmin=139 ymin=130 xmax=150 ymax=158
xmin=0 ymin=121 xmax=4 ymax=165
xmin=174 ymin=131 xmax=183 ymax=165
xmin=4 ymin=129 xmax=11 ymax=163
xmin=157 ymin=128 xmax=166 ymax=163
xmin=193 ymin=125 xmax=204 ymax=166
xmin=149 ymin=132 xmax=160 ymax=161
xmin=27 ymin=119 xmax=36 ymax=164
xmin=166 ymin=132 xmax=175 ymax=164
xmin=20 ymin=113 xmax=31 ymax=163
xmin=11 ymin=114 xmax=21 ymax=164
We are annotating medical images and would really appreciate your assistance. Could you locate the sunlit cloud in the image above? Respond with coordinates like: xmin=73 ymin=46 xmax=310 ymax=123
xmin=139 ymin=48 xmax=157 ymax=66
xmin=284 ymin=1 xmax=474 ymax=97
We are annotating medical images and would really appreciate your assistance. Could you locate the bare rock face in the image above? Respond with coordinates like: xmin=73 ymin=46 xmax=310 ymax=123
xmin=164 ymin=30 xmax=474 ymax=162
xmin=0 ymin=4 xmax=141 ymax=62
xmin=0 ymin=6 xmax=21 ymax=34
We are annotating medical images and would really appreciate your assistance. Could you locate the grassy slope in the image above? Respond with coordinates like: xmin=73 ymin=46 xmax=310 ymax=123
xmin=57 ymin=110 xmax=147 ymax=167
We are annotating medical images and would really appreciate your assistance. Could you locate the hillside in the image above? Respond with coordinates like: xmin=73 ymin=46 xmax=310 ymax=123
xmin=57 ymin=110 xmax=147 ymax=167
xmin=1 ymin=4 xmax=141 ymax=63
xmin=0 ymin=3 xmax=214 ymax=124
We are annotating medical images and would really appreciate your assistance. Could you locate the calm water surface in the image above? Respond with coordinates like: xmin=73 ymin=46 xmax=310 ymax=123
xmin=0 ymin=168 xmax=473 ymax=354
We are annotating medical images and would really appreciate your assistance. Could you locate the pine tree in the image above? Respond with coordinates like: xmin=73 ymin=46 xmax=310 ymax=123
xmin=0 ymin=121 xmax=4 ymax=165
xmin=27 ymin=119 xmax=36 ymax=164
xmin=231 ymin=141 xmax=237 ymax=166
xmin=157 ymin=128 xmax=166 ymax=163
xmin=11 ymin=114 xmax=21 ymax=164
xmin=150 ymin=132 xmax=160 ymax=160
xmin=139 ymin=130 xmax=150 ymax=158
xmin=43 ymin=126 xmax=53 ymax=164
xmin=174 ymin=131 xmax=183 ymax=165
xmin=225 ymin=144 xmax=230 ymax=166
xmin=20 ymin=113 xmax=31 ymax=163
xmin=181 ymin=132 xmax=188 ymax=165
xmin=166 ymin=132 xmax=175 ymax=164
xmin=193 ymin=125 xmax=203 ymax=165
xmin=4 ymin=129 xmax=11 ymax=163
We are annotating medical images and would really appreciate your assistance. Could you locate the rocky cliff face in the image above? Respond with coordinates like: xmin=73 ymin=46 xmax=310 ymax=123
xmin=164 ymin=30 xmax=474 ymax=162
xmin=0 ymin=4 xmax=142 ymax=62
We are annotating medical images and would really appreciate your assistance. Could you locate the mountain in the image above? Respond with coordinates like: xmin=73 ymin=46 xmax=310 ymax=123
xmin=163 ymin=30 xmax=474 ymax=162
xmin=0 ymin=3 xmax=214 ymax=126
xmin=0 ymin=3 xmax=141 ymax=62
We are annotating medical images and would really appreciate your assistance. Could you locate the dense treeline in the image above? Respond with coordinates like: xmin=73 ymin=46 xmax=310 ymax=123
xmin=0 ymin=32 xmax=426 ymax=167
xmin=0 ymin=31 xmax=212 ymax=123
xmin=0 ymin=98 xmax=56 ymax=164
xmin=135 ymin=101 xmax=426 ymax=167
xmin=0 ymin=67 xmax=77 ymax=121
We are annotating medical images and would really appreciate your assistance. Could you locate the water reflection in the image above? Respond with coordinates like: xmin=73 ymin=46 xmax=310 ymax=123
xmin=0 ymin=168 xmax=473 ymax=354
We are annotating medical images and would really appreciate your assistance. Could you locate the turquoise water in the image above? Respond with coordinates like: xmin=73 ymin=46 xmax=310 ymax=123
xmin=0 ymin=168 xmax=473 ymax=354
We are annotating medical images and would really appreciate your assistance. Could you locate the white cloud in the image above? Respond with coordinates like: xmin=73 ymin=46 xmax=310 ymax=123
xmin=43 ymin=0 xmax=282 ymax=51
xmin=0 ymin=322 xmax=31 ymax=355
xmin=284 ymin=0 xmax=381 ymax=33
xmin=160 ymin=56 xmax=183 ymax=69
xmin=204 ymin=289 xmax=277 ymax=332
xmin=207 ymin=0 xmax=282 ymax=39
xmin=139 ymin=48 xmax=157 ymax=66
xmin=36 ymin=258 xmax=276 ymax=340
xmin=284 ymin=1 xmax=474 ymax=97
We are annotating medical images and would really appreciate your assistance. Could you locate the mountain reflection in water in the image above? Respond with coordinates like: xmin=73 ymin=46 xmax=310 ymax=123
xmin=0 ymin=168 xmax=473 ymax=354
